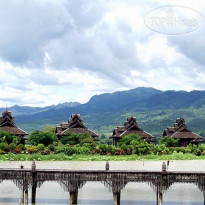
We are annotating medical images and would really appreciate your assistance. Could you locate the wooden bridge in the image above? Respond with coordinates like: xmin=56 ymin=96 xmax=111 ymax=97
xmin=0 ymin=161 xmax=205 ymax=205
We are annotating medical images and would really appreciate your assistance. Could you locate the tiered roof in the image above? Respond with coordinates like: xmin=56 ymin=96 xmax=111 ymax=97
xmin=111 ymin=116 xmax=155 ymax=142
xmin=163 ymin=118 xmax=204 ymax=143
xmin=0 ymin=110 xmax=28 ymax=137
xmin=55 ymin=114 xmax=99 ymax=140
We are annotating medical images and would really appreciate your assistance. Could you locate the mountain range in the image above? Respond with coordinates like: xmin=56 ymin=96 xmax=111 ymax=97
xmin=1 ymin=87 xmax=205 ymax=137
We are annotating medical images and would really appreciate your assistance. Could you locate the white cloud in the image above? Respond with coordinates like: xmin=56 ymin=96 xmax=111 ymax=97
xmin=0 ymin=0 xmax=205 ymax=107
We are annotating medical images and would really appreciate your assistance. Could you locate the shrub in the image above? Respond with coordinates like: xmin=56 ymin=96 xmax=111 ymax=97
xmin=9 ymin=143 xmax=16 ymax=152
xmin=119 ymin=134 xmax=142 ymax=146
xmin=19 ymin=144 xmax=25 ymax=150
xmin=98 ymin=144 xmax=107 ymax=154
xmin=48 ymin=144 xmax=55 ymax=152
xmin=73 ymin=147 xmax=90 ymax=155
xmin=107 ymin=145 xmax=115 ymax=154
xmin=15 ymin=145 xmax=21 ymax=153
xmin=120 ymin=144 xmax=127 ymax=151
xmin=37 ymin=144 xmax=45 ymax=152
xmin=29 ymin=131 xmax=58 ymax=146
xmin=159 ymin=137 xmax=179 ymax=147
xmin=27 ymin=146 xmax=38 ymax=154
xmin=0 ymin=142 xmax=7 ymax=152
xmin=0 ymin=130 xmax=19 ymax=144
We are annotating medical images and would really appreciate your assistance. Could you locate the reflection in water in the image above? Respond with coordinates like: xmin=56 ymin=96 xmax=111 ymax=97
xmin=0 ymin=161 xmax=204 ymax=205
xmin=0 ymin=181 xmax=203 ymax=205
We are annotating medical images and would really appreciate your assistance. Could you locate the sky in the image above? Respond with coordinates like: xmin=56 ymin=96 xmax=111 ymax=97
xmin=0 ymin=0 xmax=205 ymax=107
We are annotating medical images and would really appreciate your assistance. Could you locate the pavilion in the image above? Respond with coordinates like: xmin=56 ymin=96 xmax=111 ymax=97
xmin=110 ymin=116 xmax=155 ymax=146
xmin=162 ymin=118 xmax=204 ymax=146
xmin=0 ymin=110 xmax=28 ymax=144
xmin=55 ymin=114 xmax=99 ymax=140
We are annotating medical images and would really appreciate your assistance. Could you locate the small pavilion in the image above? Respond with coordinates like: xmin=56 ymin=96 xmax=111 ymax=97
xmin=55 ymin=114 xmax=99 ymax=140
xmin=162 ymin=118 xmax=204 ymax=146
xmin=110 ymin=116 xmax=155 ymax=146
xmin=0 ymin=110 xmax=28 ymax=144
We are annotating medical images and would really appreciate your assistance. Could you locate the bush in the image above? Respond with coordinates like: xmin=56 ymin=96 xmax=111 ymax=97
xmin=73 ymin=147 xmax=90 ymax=155
xmin=29 ymin=131 xmax=58 ymax=146
xmin=27 ymin=146 xmax=38 ymax=154
xmin=48 ymin=144 xmax=55 ymax=152
xmin=9 ymin=143 xmax=16 ymax=152
xmin=80 ymin=138 xmax=96 ymax=149
xmin=0 ymin=130 xmax=19 ymax=144
xmin=98 ymin=144 xmax=107 ymax=154
xmin=37 ymin=144 xmax=45 ymax=152
xmin=159 ymin=137 xmax=179 ymax=147
xmin=118 ymin=134 xmax=142 ymax=146
xmin=0 ymin=143 xmax=7 ymax=152
xmin=15 ymin=145 xmax=21 ymax=153
xmin=19 ymin=144 xmax=25 ymax=150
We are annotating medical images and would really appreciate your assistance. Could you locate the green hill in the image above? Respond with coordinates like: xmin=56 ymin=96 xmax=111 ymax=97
xmin=1 ymin=87 xmax=205 ymax=137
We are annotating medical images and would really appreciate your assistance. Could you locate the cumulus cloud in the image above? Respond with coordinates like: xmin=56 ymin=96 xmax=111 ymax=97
xmin=0 ymin=0 xmax=205 ymax=107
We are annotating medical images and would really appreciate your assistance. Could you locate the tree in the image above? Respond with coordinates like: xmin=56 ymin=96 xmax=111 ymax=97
xmin=0 ymin=130 xmax=19 ymax=144
xmin=43 ymin=125 xmax=56 ymax=134
xmin=118 ymin=134 xmax=143 ymax=146
xmin=159 ymin=137 xmax=179 ymax=147
xmin=60 ymin=132 xmax=93 ymax=145
xmin=28 ymin=130 xmax=58 ymax=146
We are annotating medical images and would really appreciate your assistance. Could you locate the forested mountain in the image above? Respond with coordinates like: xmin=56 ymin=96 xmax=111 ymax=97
xmin=1 ymin=87 xmax=205 ymax=137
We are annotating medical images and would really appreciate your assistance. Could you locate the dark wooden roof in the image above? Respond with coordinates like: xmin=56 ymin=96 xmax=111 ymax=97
xmin=55 ymin=114 xmax=99 ymax=139
xmin=111 ymin=116 xmax=155 ymax=141
xmin=163 ymin=118 xmax=204 ymax=141
xmin=0 ymin=111 xmax=28 ymax=136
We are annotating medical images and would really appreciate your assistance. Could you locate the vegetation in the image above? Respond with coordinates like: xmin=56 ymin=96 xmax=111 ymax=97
xmin=0 ymin=153 xmax=204 ymax=161
xmin=159 ymin=137 xmax=179 ymax=147
xmin=0 ymin=130 xmax=19 ymax=144
xmin=0 ymin=130 xmax=204 ymax=161
xmin=28 ymin=130 xmax=58 ymax=146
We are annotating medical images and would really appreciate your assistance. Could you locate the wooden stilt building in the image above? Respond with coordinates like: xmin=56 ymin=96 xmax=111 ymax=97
xmin=55 ymin=114 xmax=99 ymax=140
xmin=110 ymin=116 xmax=155 ymax=146
xmin=0 ymin=110 xmax=28 ymax=144
xmin=162 ymin=118 xmax=204 ymax=146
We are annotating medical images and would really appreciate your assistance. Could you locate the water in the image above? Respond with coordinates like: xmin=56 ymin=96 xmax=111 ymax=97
xmin=0 ymin=160 xmax=204 ymax=205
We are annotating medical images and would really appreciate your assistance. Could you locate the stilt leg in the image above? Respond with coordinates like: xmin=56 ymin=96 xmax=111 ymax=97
xmin=159 ymin=192 xmax=163 ymax=205
xmin=113 ymin=191 xmax=121 ymax=205
xmin=69 ymin=189 xmax=78 ymax=205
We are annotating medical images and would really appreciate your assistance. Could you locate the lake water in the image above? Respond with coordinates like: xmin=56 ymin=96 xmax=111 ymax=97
xmin=0 ymin=160 xmax=204 ymax=205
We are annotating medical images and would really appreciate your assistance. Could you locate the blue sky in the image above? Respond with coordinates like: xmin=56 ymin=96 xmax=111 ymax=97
xmin=0 ymin=0 xmax=205 ymax=107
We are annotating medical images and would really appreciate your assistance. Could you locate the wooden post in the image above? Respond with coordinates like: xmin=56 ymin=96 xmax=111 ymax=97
xmin=113 ymin=191 xmax=120 ymax=205
xmin=21 ymin=188 xmax=24 ymax=204
xmin=69 ymin=189 xmax=78 ymax=205
xmin=25 ymin=189 xmax=28 ymax=204
xmin=156 ymin=186 xmax=159 ymax=205
xmin=31 ymin=161 xmax=37 ymax=204
xmin=159 ymin=192 xmax=163 ymax=205
xmin=203 ymin=192 xmax=205 ymax=205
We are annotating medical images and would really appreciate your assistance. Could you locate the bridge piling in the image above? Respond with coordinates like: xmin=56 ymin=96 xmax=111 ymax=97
xmin=159 ymin=191 xmax=163 ymax=205
xmin=113 ymin=191 xmax=121 ymax=205
xmin=25 ymin=189 xmax=28 ymax=204
xmin=69 ymin=189 xmax=78 ymax=205
xmin=31 ymin=161 xmax=37 ymax=204
xmin=203 ymin=192 xmax=205 ymax=205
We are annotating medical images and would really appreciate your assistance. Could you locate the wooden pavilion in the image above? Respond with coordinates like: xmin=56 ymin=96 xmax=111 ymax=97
xmin=110 ymin=116 xmax=155 ymax=146
xmin=0 ymin=110 xmax=28 ymax=144
xmin=55 ymin=114 xmax=99 ymax=140
xmin=162 ymin=118 xmax=204 ymax=146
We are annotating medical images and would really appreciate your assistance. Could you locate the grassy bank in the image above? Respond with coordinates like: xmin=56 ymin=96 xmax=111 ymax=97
xmin=0 ymin=153 xmax=205 ymax=161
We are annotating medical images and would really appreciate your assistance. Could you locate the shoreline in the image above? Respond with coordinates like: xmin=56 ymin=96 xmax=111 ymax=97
xmin=0 ymin=153 xmax=205 ymax=161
